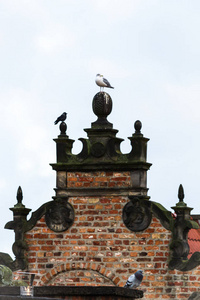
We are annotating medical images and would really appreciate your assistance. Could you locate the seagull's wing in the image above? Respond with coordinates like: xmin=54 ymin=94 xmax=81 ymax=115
xmin=103 ymin=77 xmax=111 ymax=87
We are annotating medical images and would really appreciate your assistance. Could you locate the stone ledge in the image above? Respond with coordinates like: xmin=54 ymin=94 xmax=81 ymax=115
xmin=51 ymin=162 xmax=151 ymax=172
xmin=35 ymin=286 xmax=143 ymax=298
xmin=55 ymin=187 xmax=149 ymax=197
xmin=0 ymin=297 xmax=55 ymax=300
xmin=0 ymin=286 xmax=143 ymax=299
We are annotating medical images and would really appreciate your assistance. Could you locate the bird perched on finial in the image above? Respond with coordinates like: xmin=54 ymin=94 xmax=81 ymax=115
xmin=124 ymin=270 xmax=143 ymax=288
xmin=95 ymin=74 xmax=114 ymax=91
xmin=54 ymin=112 xmax=67 ymax=125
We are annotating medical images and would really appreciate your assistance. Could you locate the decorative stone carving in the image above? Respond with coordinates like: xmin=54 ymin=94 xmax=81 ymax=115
xmin=4 ymin=187 xmax=31 ymax=270
xmin=168 ymin=185 xmax=200 ymax=271
xmin=4 ymin=188 xmax=75 ymax=270
xmin=51 ymin=92 xmax=151 ymax=175
xmin=92 ymin=92 xmax=113 ymax=128
xmin=123 ymin=186 xmax=200 ymax=272
xmin=188 ymin=292 xmax=200 ymax=300
xmin=123 ymin=198 xmax=152 ymax=232
xmin=91 ymin=142 xmax=106 ymax=158
xmin=0 ymin=265 xmax=12 ymax=286
xmin=45 ymin=200 xmax=74 ymax=232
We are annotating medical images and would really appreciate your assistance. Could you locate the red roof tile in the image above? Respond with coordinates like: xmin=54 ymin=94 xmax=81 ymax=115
xmin=188 ymin=227 xmax=200 ymax=258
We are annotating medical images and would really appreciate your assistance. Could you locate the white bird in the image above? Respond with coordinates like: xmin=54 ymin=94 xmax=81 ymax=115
xmin=124 ymin=270 xmax=143 ymax=289
xmin=95 ymin=74 xmax=114 ymax=91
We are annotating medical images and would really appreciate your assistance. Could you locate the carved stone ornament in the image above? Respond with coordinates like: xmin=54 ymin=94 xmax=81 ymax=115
xmin=91 ymin=142 xmax=106 ymax=158
xmin=122 ymin=198 xmax=152 ymax=232
xmin=45 ymin=200 xmax=74 ymax=232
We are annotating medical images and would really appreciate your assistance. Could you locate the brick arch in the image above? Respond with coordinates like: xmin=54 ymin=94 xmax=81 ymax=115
xmin=40 ymin=262 xmax=120 ymax=286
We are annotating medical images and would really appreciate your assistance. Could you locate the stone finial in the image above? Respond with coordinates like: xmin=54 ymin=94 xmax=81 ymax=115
xmin=178 ymin=184 xmax=184 ymax=202
xmin=14 ymin=186 xmax=26 ymax=209
xmin=168 ymin=184 xmax=200 ymax=271
xmin=174 ymin=184 xmax=186 ymax=208
xmin=92 ymin=92 xmax=113 ymax=128
xmin=52 ymin=92 xmax=151 ymax=173
xmin=16 ymin=186 xmax=23 ymax=204
xmin=134 ymin=120 xmax=142 ymax=135
xmin=59 ymin=121 xmax=67 ymax=136
xmin=14 ymin=186 xmax=28 ymax=209
xmin=92 ymin=92 xmax=112 ymax=117
xmin=5 ymin=186 xmax=32 ymax=270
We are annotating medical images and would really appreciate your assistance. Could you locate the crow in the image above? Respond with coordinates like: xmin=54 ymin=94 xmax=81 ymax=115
xmin=54 ymin=112 xmax=67 ymax=125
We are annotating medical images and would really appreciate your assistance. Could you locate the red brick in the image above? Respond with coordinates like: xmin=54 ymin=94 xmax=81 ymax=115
xmin=23 ymin=170 xmax=200 ymax=300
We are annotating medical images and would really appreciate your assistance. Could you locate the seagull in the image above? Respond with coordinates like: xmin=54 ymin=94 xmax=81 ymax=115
xmin=124 ymin=270 xmax=143 ymax=289
xmin=95 ymin=74 xmax=114 ymax=91
xmin=54 ymin=112 xmax=67 ymax=125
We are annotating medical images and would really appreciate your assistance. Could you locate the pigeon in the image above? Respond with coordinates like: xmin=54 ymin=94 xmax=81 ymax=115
xmin=54 ymin=112 xmax=67 ymax=125
xmin=124 ymin=270 xmax=143 ymax=288
xmin=95 ymin=74 xmax=114 ymax=91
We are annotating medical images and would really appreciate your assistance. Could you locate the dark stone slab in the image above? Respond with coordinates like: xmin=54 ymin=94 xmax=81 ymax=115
xmin=0 ymin=286 xmax=19 ymax=295
xmin=0 ymin=286 xmax=143 ymax=299
xmin=0 ymin=297 xmax=56 ymax=300
xmin=35 ymin=286 xmax=143 ymax=298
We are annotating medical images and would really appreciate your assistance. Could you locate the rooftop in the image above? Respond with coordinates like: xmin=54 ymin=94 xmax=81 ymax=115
xmin=188 ymin=216 xmax=200 ymax=258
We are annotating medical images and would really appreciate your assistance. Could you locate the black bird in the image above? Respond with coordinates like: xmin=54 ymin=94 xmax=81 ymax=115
xmin=54 ymin=112 xmax=67 ymax=125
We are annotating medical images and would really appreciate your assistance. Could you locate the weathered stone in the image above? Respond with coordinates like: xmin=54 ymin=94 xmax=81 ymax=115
xmin=0 ymin=266 xmax=12 ymax=286
xmin=56 ymin=171 xmax=67 ymax=188
xmin=188 ymin=292 xmax=200 ymax=300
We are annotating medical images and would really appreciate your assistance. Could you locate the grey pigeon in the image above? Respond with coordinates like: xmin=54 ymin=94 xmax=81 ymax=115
xmin=124 ymin=270 xmax=143 ymax=288
xmin=54 ymin=112 xmax=67 ymax=125
xmin=95 ymin=74 xmax=114 ymax=90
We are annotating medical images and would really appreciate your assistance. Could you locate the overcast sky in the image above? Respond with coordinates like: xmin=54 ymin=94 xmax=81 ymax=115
xmin=1 ymin=0 xmax=200 ymax=257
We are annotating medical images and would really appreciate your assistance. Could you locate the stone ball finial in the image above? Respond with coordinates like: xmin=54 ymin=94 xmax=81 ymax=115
xmin=59 ymin=121 xmax=67 ymax=135
xmin=92 ymin=92 xmax=112 ymax=118
xmin=134 ymin=120 xmax=142 ymax=134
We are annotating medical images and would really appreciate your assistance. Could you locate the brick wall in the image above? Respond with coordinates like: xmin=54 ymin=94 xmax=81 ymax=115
xmin=66 ymin=172 xmax=131 ymax=188
xmin=16 ymin=170 xmax=200 ymax=300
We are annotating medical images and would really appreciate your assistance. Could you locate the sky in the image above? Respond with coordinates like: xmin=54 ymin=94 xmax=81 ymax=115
xmin=0 ymin=0 xmax=200 ymax=257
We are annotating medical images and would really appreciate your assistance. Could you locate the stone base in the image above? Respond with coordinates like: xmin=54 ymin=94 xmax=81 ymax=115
xmin=0 ymin=286 xmax=143 ymax=299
